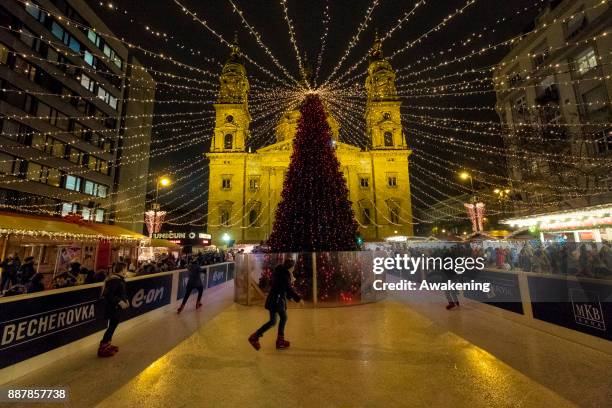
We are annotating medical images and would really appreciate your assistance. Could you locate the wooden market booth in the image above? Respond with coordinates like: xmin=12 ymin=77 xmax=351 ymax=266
xmin=0 ymin=211 xmax=148 ymax=280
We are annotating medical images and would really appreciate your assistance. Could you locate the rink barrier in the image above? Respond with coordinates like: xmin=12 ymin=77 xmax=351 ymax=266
xmin=0 ymin=262 xmax=234 ymax=373
xmin=390 ymin=268 xmax=611 ymax=351
xmin=460 ymin=269 xmax=612 ymax=342
xmin=234 ymin=252 xmax=386 ymax=307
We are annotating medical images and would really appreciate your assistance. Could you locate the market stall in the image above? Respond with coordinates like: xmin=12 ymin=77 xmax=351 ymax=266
xmin=503 ymin=204 xmax=612 ymax=243
xmin=0 ymin=211 xmax=148 ymax=284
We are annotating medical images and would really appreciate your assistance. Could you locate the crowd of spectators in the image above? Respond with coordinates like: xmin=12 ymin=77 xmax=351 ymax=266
xmin=0 ymin=247 xmax=237 ymax=298
xmin=384 ymin=241 xmax=612 ymax=278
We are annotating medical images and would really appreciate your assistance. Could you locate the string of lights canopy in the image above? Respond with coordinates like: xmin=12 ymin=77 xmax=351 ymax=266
xmin=3 ymin=0 xmax=611 ymax=231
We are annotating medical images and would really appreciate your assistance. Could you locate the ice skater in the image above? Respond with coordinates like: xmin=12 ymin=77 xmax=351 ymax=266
xmin=177 ymin=261 xmax=205 ymax=313
xmin=249 ymin=259 xmax=303 ymax=350
xmin=98 ymin=263 xmax=129 ymax=357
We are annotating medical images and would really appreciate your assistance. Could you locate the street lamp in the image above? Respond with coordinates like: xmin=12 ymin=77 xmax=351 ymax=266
xmin=222 ymin=233 xmax=231 ymax=243
xmin=154 ymin=176 xmax=171 ymax=209
xmin=145 ymin=176 xmax=172 ymax=238
xmin=459 ymin=171 xmax=475 ymax=202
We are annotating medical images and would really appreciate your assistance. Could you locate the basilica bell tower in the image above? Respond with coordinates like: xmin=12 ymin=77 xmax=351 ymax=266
xmin=364 ymin=34 xmax=406 ymax=150
xmin=211 ymin=36 xmax=251 ymax=153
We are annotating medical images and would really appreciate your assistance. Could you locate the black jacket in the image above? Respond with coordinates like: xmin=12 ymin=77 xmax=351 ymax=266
xmin=20 ymin=262 xmax=36 ymax=284
xmin=187 ymin=263 xmax=204 ymax=288
xmin=264 ymin=265 xmax=301 ymax=311
xmin=102 ymin=274 xmax=128 ymax=319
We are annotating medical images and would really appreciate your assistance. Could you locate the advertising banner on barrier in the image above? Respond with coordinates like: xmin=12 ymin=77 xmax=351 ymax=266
xmin=0 ymin=274 xmax=172 ymax=369
xmin=123 ymin=275 xmax=172 ymax=321
xmin=0 ymin=287 xmax=106 ymax=369
xmin=176 ymin=269 xmax=207 ymax=301
xmin=208 ymin=264 xmax=227 ymax=288
xmin=176 ymin=270 xmax=190 ymax=301
xmin=529 ymin=276 xmax=611 ymax=341
xmin=462 ymin=269 xmax=524 ymax=314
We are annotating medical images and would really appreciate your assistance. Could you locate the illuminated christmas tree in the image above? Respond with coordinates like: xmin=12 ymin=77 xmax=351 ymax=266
xmin=268 ymin=94 xmax=359 ymax=252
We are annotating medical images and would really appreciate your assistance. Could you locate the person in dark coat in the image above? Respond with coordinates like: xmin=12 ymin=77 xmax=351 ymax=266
xmin=98 ymin=263 xmax=129 ymax=357
xmin=1 ymin=255 xmax=19 ymax=291
xmin=20 ymin=257 xmax=36 ymax=284
xmin=26 ymin=273 xmax=45 ymax=293
xmin=177 ymin=262 xmax=205 ymax=313
xmin=249 ymin=259 xmax=302 ymax=350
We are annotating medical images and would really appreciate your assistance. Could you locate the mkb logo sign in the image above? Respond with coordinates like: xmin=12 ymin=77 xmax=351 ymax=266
xmin=570 ymin=289 xmax=606 ymax=331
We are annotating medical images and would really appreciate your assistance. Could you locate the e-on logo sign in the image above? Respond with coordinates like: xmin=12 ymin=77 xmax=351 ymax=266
xmin=131 ymin=286 xmax=165 ymax=308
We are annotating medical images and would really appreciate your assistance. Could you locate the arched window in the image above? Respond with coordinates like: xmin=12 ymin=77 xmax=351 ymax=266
xmin=387 ymin=199 xmax=401 ymax=225
xmin=363 ymin=208 xmax=372 ymax=225
xmin=220 ymin=210 xmax=230 ymax=226
xmin=249 ymin=209 xmax=258 ymax=226
xmin=384 ymin=131 xmax=393 ymax=147
xmin=224 ymin=134 xmax=233 ymax=150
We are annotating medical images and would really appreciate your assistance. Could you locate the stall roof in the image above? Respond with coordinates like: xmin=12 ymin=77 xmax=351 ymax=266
xmin=502 ymin=204 xmax=612 ymax=231
xmin=0 ymin=211 xmax=148 ymax=243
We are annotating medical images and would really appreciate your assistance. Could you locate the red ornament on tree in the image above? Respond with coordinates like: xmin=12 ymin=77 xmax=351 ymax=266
xmin=268 ymin=94 xmax=359 ymax=252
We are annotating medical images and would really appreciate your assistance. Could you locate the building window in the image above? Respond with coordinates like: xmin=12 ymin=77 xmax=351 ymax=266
xmin=222 ymin=178 xmax=231 ymax=190
xmin=97 ymin=184 xmax=108 ymax=198
xmin=95 ymin=209 xmax=105 ymax=222
xmin=532 ymin=42 xmax=550 ymax=69
xmin=65 ymin=175 xmax=82 ymax=191
xmin=363 ymin=208 xmax=372 ymax=225
xmin=220 ymin=209 xmax=230 ymax=226
xmin=387 ymin=175 xmax=398 ymax=188
xmin=582 ymin=85 xmax=610 ymax=122
xmin=384 ymin=131 xmax=393 ymax=147
xmin=573 ymin=48 xmax=598 ymax=76
xmin=84 ymin=180 xmax=95 ymax=195
xmin=13 ymin=57 xmax=37 ymax=81
xmin=81 ymin=207 xmax=91 ymax=221
xmin=84 ymin=51 xmax=96 ymax=68
xmin=595 ymin=129 xmax=612 ymax=155
xmin=388 ymin=203 xmax=400 ymax=224
xmin=0 ymin=152 xmax=16 ymax=175
xmin=97 ymin=86 xmax=118 ymax=109
xmin=87 ymin=29 xmax=101 ymax=47
xmin=249 ymin=209 xmax=258 ymax=226
xmin=0 ymin=43 xmax=8 ymax=65
xmin=26 ymin=162 xmax=42 ymax=182
xmin=249 ymin=177 xmax=260 ymax=191
xmin=51 ymin=22 xmax=64 ymax=40
xmin=61 ymin=203 xmax=78 ymax=216
xmin=80 ymin=74 xmax=95 ymax=92
xmin=224 ymin=134 xmax=233 ymax=150
xmin=25 ymin=2 xmax=46 ymax=23
xmin=68 ymin=148 xmax=84 ymax=165
xmin=565 ymin=9 xmax=587 ymax=40
xmin=360 ymin=177 xmax=369 ymax=188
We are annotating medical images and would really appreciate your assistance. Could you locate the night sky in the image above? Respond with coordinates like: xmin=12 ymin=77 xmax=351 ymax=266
xmin=85 ymin=0 xmax=543 ymax=218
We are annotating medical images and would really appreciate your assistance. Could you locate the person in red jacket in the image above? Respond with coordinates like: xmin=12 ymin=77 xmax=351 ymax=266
xmin=248 ymin=259 xmax=303 ymax=350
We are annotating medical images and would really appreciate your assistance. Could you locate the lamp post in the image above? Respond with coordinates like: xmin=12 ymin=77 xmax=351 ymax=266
xmin=145 ymin=176 xmax=171 ymax=238
xmin=154 ymin=176 xmax=171 ymax=210
xmin=459 ymin=171 xmax=475 ymax=203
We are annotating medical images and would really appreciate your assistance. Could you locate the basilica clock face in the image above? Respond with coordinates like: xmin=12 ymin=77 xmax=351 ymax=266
xmin=383 ymin=112 xmax=391 ymax=120
xmin=226 ymin=115 xmax=234 ymax=123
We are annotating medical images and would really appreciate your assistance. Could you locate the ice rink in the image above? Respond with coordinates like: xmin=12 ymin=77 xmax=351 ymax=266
xmin=6 ymin=283 xmax=612 ymax=408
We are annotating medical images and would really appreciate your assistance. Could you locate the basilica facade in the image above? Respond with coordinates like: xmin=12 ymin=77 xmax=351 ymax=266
xmin=206 ymin=39 xmax=413 ymax=246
